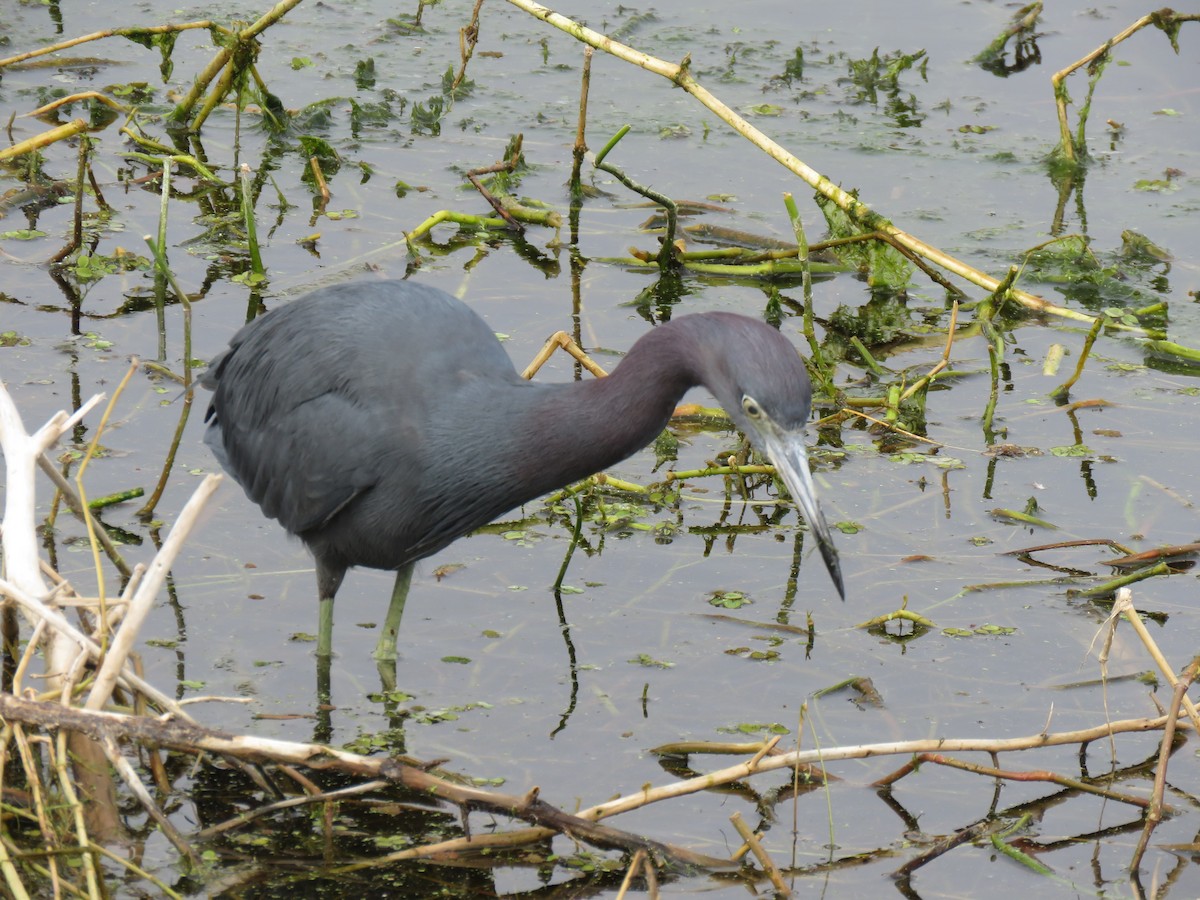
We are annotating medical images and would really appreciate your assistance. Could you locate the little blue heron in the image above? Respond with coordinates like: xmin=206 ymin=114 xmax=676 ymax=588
xmin=202 ymin=279 xmax=843 ymax=661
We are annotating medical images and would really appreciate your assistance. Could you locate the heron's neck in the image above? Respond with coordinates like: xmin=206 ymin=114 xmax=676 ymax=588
xmin=506 ymin=318 xmax=706 ymax=499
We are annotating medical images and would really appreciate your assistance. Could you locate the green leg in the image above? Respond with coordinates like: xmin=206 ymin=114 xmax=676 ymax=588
xmin=317 ymin=595 xmax=335 ymax=658
xmin=313 ymin=562 xmax=345 ymax=742
xmin=315 ymin=561 xmax=345 ymax=659
xmin=373 ymin=563 xmax=414 ymax=661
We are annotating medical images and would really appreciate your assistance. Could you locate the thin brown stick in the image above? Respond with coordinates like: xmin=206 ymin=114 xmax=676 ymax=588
xmin=893 ymin=820 xmax=992 ymax=879
xmin=614 ymin=848 xmax=647 ymax=900
xmin=873 ymin=752 xmax=1149 ymax=808
xmin=1131 ymin=657 xmax=1200 ymax=870
xmin=570 ymin=46 xmax=593 ymax=192
xmin=465 ymin=139 xmax=526 ymax=231
xmin=45 ymin=135 xmax=86 ymax=264
xmin=730 ymin=811 xmax=790 ymax=895
xmin=309 ymin=156 xmax=330 ymax=207
xmin=1112 ymin=588 xmax=1200 ymax=733
xmin=466 ymin=172 xmax=523 ymax=232
xmin=452 ymin=0 xmax=486 ymax=91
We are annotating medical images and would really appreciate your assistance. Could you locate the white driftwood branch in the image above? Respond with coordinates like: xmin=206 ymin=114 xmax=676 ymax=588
xmin=85 ymin=474 xmax=222 ymax=710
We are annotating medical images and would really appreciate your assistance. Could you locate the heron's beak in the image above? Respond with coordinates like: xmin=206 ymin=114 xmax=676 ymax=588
xmin=762 ymin=430 xmax=845 ymax=599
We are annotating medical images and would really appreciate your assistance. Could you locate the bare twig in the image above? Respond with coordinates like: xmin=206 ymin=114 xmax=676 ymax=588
xmin=1111 ymin=588 xmax=1200 ymax=734
xmin=730 ymin=811 xmax=790 ymax=895
xmin=1131 ymin=657 xmax=1200 ymax=870
xmin=84 ymin=475 xmax=222 ymax=710
xmin=452 ymin=0 xmax=486 ymax=91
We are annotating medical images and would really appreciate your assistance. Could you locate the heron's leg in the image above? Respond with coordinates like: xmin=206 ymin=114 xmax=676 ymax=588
xmin=317 ymin=598 xmax=334 ymax=657
xmin=315 ymin=560 xmax=346 ymax=658
xmin=313 ymin=561 xmax=345 ymax=741
xmin=372 ymin=563 xmax=414 ymax=661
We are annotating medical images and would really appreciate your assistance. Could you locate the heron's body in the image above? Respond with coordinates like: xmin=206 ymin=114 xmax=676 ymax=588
xmin=202 ymin=279 xmax=842 ymax=659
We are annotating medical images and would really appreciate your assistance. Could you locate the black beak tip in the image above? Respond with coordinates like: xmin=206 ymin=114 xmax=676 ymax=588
xmin=821 ymin=545 xmax=845 ymax=601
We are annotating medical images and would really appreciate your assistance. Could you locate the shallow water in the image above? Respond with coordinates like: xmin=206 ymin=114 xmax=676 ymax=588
xmin=1 ymin=0 xmax=1198 ymax=895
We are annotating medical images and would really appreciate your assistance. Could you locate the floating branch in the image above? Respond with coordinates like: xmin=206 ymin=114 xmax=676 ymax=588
xmin=0 ymin=119 xmax=88 ymax=162
xmin=0 ymin=21 xmax=215 ymax=70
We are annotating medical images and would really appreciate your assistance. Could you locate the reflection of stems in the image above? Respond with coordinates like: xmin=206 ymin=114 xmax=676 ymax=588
xmin=978 ymin=268 xmax=1017 ymax=441
xmin=504 ymin=0 xmax=1139 ymax=330
xmin=551 ymin=496 xmax=584 ymax=594
xmin=973 ymin=2 xmax=1042 ymax=64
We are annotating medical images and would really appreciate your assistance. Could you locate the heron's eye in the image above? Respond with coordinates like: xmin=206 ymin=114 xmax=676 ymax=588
xmin=741 ymin=396 xmax=762 ymax=419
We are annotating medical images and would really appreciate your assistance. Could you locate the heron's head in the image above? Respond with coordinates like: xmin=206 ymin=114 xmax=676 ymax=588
xmin=697 ymin=315 xmax=844 ymax=599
